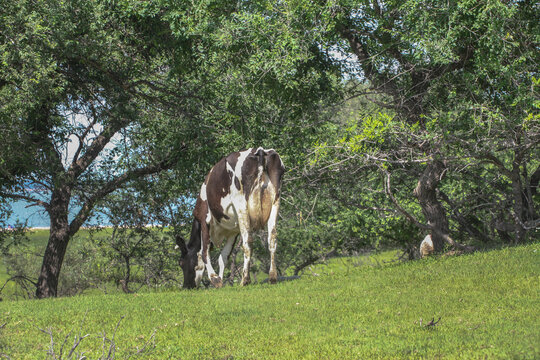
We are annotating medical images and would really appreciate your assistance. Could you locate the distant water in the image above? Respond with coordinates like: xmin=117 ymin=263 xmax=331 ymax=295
xmin=5 ymin=199 xmax=110 ymax=228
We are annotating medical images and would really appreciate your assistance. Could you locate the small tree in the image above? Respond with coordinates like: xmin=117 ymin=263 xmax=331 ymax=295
xmin=95 ymin=189 xmax=184 ymax=293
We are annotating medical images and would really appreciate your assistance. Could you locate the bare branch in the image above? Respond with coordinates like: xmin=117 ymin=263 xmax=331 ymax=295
xmin=71 ymin=113 xmax=99 ymax=165
xmin=126 ymin=329 xmax=157 ymax=359
xmin=67 ymin=119 xmax=130 ymax=180
xmin=0 ymin=192 xmax=50 ymax=212
xmin=0 ymin=275 xmax=38 ymax=295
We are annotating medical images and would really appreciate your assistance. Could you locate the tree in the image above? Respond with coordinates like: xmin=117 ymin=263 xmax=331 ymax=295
xmin=304 ymin=0 xmax=539 ymax=251
xmin=0 ymin=0 xmax=202 ymax=298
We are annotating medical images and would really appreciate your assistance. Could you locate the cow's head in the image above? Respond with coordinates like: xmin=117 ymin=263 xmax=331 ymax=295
xmin=175 ymin=219 xmax=202 ymax=289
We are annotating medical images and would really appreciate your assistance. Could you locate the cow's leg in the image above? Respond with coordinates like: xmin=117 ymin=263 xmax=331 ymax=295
xmin=204 ymin=242 xmax=222 ymax=288
xmin=238 ymin=218 xmax=253 ymax=286
xmin=218 ymin=236 xmax=237 ymax=281
xmin=195 ymin=249 xmax=205 ymax=287
xmin=200 ymin=221 xmax=222 ymax=288
xmin=267 ymin=199 xmax=280 ymax=284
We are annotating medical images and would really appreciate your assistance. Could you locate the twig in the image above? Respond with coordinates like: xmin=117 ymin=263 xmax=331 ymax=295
xmin=424 ymin=317 xmax=441 ymax=328
xmin=66 ymin=311 xmax=90 ymax=359
xmin=102 ymin=315 xmax=125 ymax=359
xmin=0 ymin=276 xmax=38 ymax=296
xmin=126 ymin=329 xmax=157 ymax=359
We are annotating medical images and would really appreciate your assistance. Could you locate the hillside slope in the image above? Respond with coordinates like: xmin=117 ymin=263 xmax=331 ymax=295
xmin=1 ymin=243 xmax=539 ymax=359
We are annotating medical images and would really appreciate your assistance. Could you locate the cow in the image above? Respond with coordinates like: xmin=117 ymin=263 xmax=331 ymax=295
xmin=176 ymin=147 xmax=285 ymax=288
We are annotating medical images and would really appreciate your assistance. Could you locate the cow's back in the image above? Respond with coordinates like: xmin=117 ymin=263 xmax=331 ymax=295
xmin=202 ymin=148 xmax=284 ymax=235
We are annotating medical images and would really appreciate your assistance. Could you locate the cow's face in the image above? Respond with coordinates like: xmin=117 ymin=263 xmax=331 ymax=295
xmin=179 ymin=249 xmax=198 ymax=289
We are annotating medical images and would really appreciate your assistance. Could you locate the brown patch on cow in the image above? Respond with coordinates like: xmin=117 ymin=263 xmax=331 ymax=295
xmin=241 ymin=153 xmax=260 ymax=201
xmin=193 ymin=197 xmax=208 ymax=228
xmin=193 ymin=197 xmax=210 ymax=263
xmin=226 ymin=151 xmax=241 ymax=170
xmin=266 ymin=150 xmax=285 ymax=200
xmin=234 ymin=176 xmax=241 ymax=190
xmin=206 ymin=158 xmax=232 ymax=222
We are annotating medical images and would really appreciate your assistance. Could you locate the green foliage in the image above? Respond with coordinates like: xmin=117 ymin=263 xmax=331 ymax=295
xmin=0 ymin=244 xmax=538 ymax=358
xmin=0 ymin=228 xmax=180 ymax=300
xmin=300 ymin=0 xmax=539 ymax=249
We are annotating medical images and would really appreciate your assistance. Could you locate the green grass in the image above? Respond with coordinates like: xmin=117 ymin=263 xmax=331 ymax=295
xmin=1 ymin=243 xmax=539 ymax=359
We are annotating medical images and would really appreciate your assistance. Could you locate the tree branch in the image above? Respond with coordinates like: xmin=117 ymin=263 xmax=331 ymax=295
xmin=379 ymin=166 xmax=472 ymax=251
xmin=67 ymin=118 xmax=131 ymax=180
xmin=337 ymin=26 xmax=399 ymax=98
xmin=71 ymin=113 xmax=99 ymax=165
xmin=438 ymin=190 xmax=492 ymax=243
xmin=0 ymin=192 xmax=50 ymax=212
xmin=68 ymin=155 xmax=180 ymax=236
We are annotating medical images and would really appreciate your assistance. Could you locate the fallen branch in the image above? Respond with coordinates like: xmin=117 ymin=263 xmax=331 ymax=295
xmin=421 ymin=317 xmax=441 ymax=328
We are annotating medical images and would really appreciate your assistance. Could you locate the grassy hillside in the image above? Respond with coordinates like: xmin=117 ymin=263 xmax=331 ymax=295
xmin=1 ymin=243 xmax=538 ymax=359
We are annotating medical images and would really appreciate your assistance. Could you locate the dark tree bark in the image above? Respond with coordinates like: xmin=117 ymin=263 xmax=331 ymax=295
xmin=36 ymin=186 xmax=71 ymax=298
xmin=511 ymin=160 xmax=525 ymax=243
xmin=414 ymin=160 xmax=449 ymax=252
xmin=121 ymin=255 xmax=132 ymax=294
xmin=527 ymin=165 xmax=540 ymax=221
xmin=438 ymin=190 xmax=491 ymax=243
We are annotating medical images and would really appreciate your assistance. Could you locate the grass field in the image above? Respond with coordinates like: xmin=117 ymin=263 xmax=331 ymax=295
xmin=1 ymin=242 xmax=539 ymax=359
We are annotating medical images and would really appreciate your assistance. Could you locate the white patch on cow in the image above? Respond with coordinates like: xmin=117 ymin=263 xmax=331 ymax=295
xmin=204 ymin=242 xmax=218 ymax=280
xmin=200 ymin=183 xmax=207 ymax=201
xmin=226 ymin=161 xmax=235 ymax=174
xmin=205 ymin=207 xmax=211 ymax=224
xmin=218 ymin=236 xmax=236 ymax=279
xmin=195 ymin=250 xmax=204 ymax=286
xmin=266 ymin=196 xmax=280 ymax=283
xmin=234 ymin=148 xmax=252 ymax=183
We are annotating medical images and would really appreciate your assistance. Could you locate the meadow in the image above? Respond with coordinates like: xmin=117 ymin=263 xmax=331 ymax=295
xmin=0 ymin=241 xmax=538 ymax=359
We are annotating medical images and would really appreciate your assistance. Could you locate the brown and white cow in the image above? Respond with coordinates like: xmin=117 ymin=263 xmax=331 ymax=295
xmin=177 ymin=147 xmax=285 ymax=288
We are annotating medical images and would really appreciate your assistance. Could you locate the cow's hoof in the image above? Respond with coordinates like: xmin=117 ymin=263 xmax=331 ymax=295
xmin=210 ymin=276 xmax=223 ymax=288
xmin=240 ymin=277 xmax=251 ymax=286
xmin=269 ymin=271 xmax=277 ymax=284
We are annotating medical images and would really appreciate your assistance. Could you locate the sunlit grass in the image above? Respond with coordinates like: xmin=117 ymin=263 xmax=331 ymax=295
xmin=1 ymin=243 xmax=538 ymax=359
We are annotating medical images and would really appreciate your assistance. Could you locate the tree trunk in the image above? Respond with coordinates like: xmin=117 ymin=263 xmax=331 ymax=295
xmin=511 ymin=161 xmax=525 ymax=243
xmin=35 ymin=187 xmax=71 ymax=299
xmin=414 ymin=160 xmax=450 ymax=253
xmin=121 ymin=255 xmax=132 ymax=293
